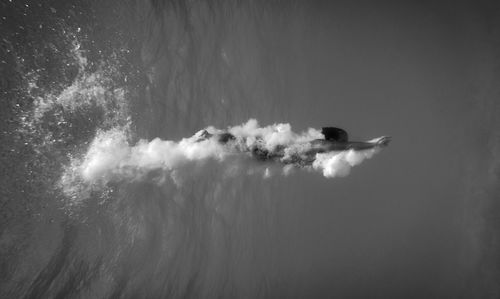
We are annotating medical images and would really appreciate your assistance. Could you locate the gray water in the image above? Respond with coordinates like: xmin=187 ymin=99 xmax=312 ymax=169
xmin=1 ymin=1 xmax=500 ymax=298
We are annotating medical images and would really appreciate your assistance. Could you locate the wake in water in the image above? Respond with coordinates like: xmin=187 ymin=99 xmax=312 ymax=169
xmin=61 ymin=119 xmax=390 ymax=195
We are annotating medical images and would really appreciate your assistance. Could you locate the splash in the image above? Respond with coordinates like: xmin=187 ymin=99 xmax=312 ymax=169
xmin=61 ymin=119 xmax=388 ymax=196
xmin=13 ymin=33 xmax=133 ymax=206
xmin=20 ymin=37 xmax=130 ymax=138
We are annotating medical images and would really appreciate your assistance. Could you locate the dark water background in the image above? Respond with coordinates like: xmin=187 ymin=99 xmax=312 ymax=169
xmin=1 ymin=1 xmax=500 ymax=298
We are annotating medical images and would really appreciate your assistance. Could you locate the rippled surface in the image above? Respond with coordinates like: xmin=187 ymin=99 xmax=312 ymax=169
xmin=1 ymin=1 xmax=500 ymax=298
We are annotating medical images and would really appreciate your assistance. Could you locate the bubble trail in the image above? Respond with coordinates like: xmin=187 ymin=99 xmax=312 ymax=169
xmin=61 ymin=119 xmax=390 ymax=192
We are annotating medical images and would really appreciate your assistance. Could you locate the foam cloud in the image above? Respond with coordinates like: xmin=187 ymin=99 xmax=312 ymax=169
xmin=312 ymin=148 xmax=379 ymax=178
